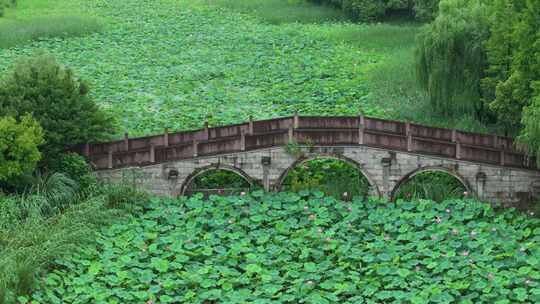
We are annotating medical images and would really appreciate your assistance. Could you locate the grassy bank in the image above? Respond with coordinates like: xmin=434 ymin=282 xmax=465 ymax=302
xmin=0 ymin=0 xmax=103 ymax=49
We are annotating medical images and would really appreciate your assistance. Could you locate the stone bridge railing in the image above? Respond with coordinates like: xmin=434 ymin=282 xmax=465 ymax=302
xmin=75 ymin=114 xmax=537 ymax=171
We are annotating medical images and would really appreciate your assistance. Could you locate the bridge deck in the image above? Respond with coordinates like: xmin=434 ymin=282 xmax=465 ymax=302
xmin=75 ymin=115 xmax=536 ymax=171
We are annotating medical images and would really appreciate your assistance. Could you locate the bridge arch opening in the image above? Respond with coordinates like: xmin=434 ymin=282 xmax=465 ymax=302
xmin=180 ymin=165 xmax=254 ymax=197
xmin=391 ymin=167 xmax=471 ymax=202
xmin=278 ymin=156 xmax=380 ymax=200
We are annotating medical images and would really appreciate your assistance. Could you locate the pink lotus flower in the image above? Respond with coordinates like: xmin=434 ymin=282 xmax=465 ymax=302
xmin=463 ymin=191 xmax=469 ymax=197
xmin=347 ymin=207 xmax=353 ymax=212
xmin=147 ymin=300 xmax=154 ymax=304
xmin=240 ymin=192 xmax=246 ymax=196
xmin=492 ymin=227 xmax=497 ymax=232
xmin=526 ymin=279 xmax=532 ymax=285
xmin=343 ymin=192 xmax=348 ymax=197
xmin=446 ymin=208 xmax=451 ymax=213
xmin=307 ymin=280 xmax=314 ymax=285
xmin=452 ymin=228 xmax=459 ymax=235
xmin=462 ymin=250 xmax=470 ymax=257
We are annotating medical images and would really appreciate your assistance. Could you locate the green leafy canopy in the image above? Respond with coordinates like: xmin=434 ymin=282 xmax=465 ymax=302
xmin=0 ymin=114 xmax=43 ymax=182
xmin=0 ymin=53 xmax=114 ymax=166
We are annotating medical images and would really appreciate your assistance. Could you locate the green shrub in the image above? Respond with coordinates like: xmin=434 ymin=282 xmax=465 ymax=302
xmin=282 ymin=158 xmax=371 ymax=199
xmin=49 ymin=153 xmax=97 ymax=194
xmin=0 ymin=115 xmax=44 ymax=184
xmin=0 ymin=53 xmax=115 ymax=167
xmin=342 ymin=0 xmax=388 ymax=21
xmin=414 ymin=0 xmax=440 ymax=20
xmin=310 ymin=0 xmax=440 ymax=21
xmin=0 ymin=0 xmax=17 ymax=17
xmin=99 ymin=182 xmax=149 ymax=210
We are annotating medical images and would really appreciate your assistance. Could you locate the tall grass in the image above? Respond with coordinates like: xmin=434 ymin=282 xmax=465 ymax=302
xmin=207 ymin=0 xmax=346 ymax=24
xmin=315 ymin=23 xmax=419 ymax=51
xmin=0 ymin=15 xmax=102 ymax=49
xmin=394 ymin=171 xmax=467 ymax=202
xmin=0 ymin=174 xmax=147 ymax=303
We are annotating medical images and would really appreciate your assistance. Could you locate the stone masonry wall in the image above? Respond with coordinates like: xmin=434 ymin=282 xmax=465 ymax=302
xmin=97 ymin=145 xmax=540 ymax=208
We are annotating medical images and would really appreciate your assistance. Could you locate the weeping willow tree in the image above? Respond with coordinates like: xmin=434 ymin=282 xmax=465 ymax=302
xmin=415 ymin=0 xmax=490 ymax=119
xmin=521 ymin=93 xmax=540 ymax=166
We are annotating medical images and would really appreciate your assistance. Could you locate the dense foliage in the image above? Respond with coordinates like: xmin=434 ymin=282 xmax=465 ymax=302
xmin=282 ymin=158 xmax=370 ymax=199
xmin=31 ymin=192 xmax=540 ymax=303
xmin=0 ymin=0 xmax=16 ymax=17
xmin=521 ymin=94 xmax=540 ymax=164
xmin=486 ymin=0 xmax=540 ymax=134
xmin=309 ymin=0 xmax=440 ymax=21
xmin=415 ymin=0 xmax=489 ymax=119
xmin=416 ymin=0 xmax=540 ymax=161
xmin=0 ymin=54 xmax=114 ymax=166
xmin=186 ymin=170 xmax=252 ymax=197
xmin=0 ymin=174 xmax=148 ymax=303
xmin=48 ymin=153 xmax=97 ymax=193
xmin=0 ymin=115 xmax=43 ymax=183
xmin=394 ymin=171 xmax=466 ymax=202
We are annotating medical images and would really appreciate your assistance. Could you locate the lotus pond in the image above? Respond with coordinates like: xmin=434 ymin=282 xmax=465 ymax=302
xmin=28 ymin=191 xmax=540 ymax=303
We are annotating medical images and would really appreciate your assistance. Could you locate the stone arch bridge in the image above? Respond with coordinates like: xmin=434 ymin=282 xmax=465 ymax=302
xmin=76 ymin=115 xmax=540 ymax=208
